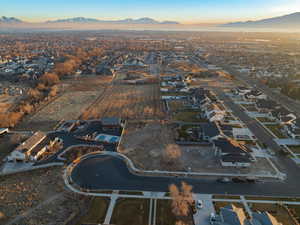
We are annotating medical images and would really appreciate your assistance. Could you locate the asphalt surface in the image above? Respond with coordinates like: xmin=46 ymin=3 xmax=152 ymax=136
xmin=215 ymin=89 xmax=300 ymax=192
xmin=220 ymin=64 xmax=300 ymax=117
xmin=71 ymin=154 xmax=300 ymax=197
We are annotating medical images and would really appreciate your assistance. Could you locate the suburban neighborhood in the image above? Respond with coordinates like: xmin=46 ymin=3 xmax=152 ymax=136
xmin=1 ymin=25 xmax=300 ymax=225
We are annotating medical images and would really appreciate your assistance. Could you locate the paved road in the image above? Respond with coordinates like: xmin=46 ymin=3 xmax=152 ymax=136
xmin=191 ymin=55 xmax=300 ymax=116
xmin=70 ymin=154 xmax=300 ymax=197
xmin=215 ymin=89 xmax=300 ymax=192
xmin=220 ymin=64 xmax=300 ymax=117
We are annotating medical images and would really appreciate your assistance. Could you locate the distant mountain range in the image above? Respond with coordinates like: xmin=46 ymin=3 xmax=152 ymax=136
xmin=46 ymin=17 xmax=179 ymax=24
xmin=221 ymin=12 xmax=300 ymax=28
xmin=0 ymin=16 xmax=23 ymax=23
xmin=0 ymin=16 xmax=179 ymax=25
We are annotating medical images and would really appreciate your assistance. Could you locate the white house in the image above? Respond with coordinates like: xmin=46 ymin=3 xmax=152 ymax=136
xmin=203 ymin=103 xmax=226 ymax=122
xmin=284 ymin=119 xmax=300 ymax=139
xmin=0 ymin=128 xmax=9 ymax=135
xmin=232 ymin=128 xmax=256 ymax=141
xmin=6 ymin=131 xmax=46 ymax=162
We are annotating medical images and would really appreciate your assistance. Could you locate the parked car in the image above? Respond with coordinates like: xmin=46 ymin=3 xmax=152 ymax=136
xmin=232 ymin=177 xmax=247 ymax=183
xmin=217 ymin=177 xmax=231 ymax=183
xmin=210 ymin=213 xmax=217 ymax=224
xmin=196 ymin=200 xmax=204 ymax=209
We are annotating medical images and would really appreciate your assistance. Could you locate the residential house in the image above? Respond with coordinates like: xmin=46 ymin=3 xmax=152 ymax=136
xmin=211 ymin=204 xmax=282 ymax=225
xmin=232 ymin=128 xmax=256 ymax=141
xmin=190 ymin=88 xmax=212 ymax=107
xmin=235 ymin=86 xmax=251 ymax=96
xmin=270 ymin=107 xmax=296 ymax=123
xmin=0 ymin=128 xmax=8 ymax=135
xmin=199 ymin=122 xmax=223 ymax=142
xmin=213 ymin=138 xmax=253 ymax=167
xmin=203 ymin=103 xmax=226 ymax=122
xmin=244 ymin=90 xmax=267 ymax=101
xmin=6 ymin=131 xmax=46 ymax=162
xmin=101 ymin=117 xmax=123 ymax=132
xmin=284 ymin=118 xmax=300 ymax=139
xmin=255 ymin=99 xmax=279 ymax=113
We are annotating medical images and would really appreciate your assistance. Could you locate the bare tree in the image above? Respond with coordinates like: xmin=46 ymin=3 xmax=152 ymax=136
xmin=40 ymin=72 xmax=60 ymax=86
xmin=169 ymin=182 xmax=194 ymax=217
xmin=163 ymin=144 xmax=182 ymax=166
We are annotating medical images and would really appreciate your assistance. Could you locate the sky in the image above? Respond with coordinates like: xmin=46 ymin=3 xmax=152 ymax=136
xmin=1 ymin=0 xmax=300 ymax=24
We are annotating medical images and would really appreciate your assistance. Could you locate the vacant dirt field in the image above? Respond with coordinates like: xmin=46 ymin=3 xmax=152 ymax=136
xmin=118 ymin=121 xmax=177 ymax=170
xmin=180 ymin=146 xmax=277 ymax=175
xmin=60 ymin=76 xmax=112 ymax=92
xmin=83 ymin=83 xmax=165 ymax=120
xmin=0 ymin=167 xmax=89 ymax=225
xmin=120 ymin=123 xmax=276 ymax=175
xmin=18 ymin=90 xmax=103 ymax=131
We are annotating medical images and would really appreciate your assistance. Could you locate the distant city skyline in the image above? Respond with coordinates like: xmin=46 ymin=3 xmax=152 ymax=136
xmin=2 ymin=0 xmax=300 ymax=24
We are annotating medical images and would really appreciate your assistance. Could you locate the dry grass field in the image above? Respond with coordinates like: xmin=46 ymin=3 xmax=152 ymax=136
xmin=0 ymin=167 xmax=89 ymax=225
xmin=18 ymin=90 xmax=103 ymax=131
xmin=118 ymin=121 xmax=176 ymax=170
xmin=82 ymin=83 xmax=165 ymax=120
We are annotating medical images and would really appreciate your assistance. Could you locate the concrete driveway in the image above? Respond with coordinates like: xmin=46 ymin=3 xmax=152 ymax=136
xmin=193 ymin=194 xmax=215 ymax=225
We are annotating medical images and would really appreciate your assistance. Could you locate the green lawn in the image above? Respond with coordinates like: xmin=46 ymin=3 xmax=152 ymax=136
xmin=76 ymin=197 xmax=109 ymax=225
xmin=265 ymin=125 xmax=286 ymax=138
xmin=173 ymin=111 xmax=208 ymax=123
xmin=111 ymin=198 xmax=149 ymax=225
xmin=289 ymin=146 xmax=300 ymax=154
xmin=156 ymin=200 xmax=177 ymax=225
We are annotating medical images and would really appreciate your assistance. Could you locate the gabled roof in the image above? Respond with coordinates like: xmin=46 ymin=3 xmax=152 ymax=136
xmin=101 ymin=117 xmax=121 ymax=126
xmin=201 ymin=122 xmax=221 ymax=138
xmin=221 ymin=154 xmax=252 ymax=163
xmin=214 ymin=138 xmax=252 ymax=155
xmin=220 ymin=204 xmax=246 ymax=225
xmin=293 ymin=118 xmax=300 ymax=127
xmin=15 ymin=131 xmax=46 ymax=153
xmin=252 ymin=212 xmax=282 ymax=225
xmin=280 ymin=115 xmax=296 ymax=123
xmin=256 ymin=99 xmax=278 ymax=110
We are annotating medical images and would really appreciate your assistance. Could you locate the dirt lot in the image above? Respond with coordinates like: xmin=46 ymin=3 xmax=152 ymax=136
xmin=18 ymin=90 xmax=103 ymax=131
xmin=180 ymin=145 xmax=277 ymax=175
xmin=189 ymin=77 xmax=235 ymax=89
xmin=0 ymin=167 xmax=89 ymax=225
xmin=60 ymin=75 xmax=112 ymax=92
xmin=84 ymin=83 xmax=165 ymax=120
xmin=120 ymin=125 xmax=276 ymax=175
xmin=118 ymin=121 xmax=176 ymax=170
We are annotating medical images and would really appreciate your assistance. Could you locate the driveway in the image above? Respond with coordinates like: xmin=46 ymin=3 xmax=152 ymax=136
xmin=193 ymin=194 xmax=215 ymax=225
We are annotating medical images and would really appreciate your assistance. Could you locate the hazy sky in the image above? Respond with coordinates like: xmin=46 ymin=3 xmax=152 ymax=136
xmin=2 ymin=0 xmax=300 ymax=23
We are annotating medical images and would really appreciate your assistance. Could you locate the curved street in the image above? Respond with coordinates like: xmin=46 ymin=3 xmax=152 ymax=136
xmin=70 ymin=154 xmax=300 ymax=197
